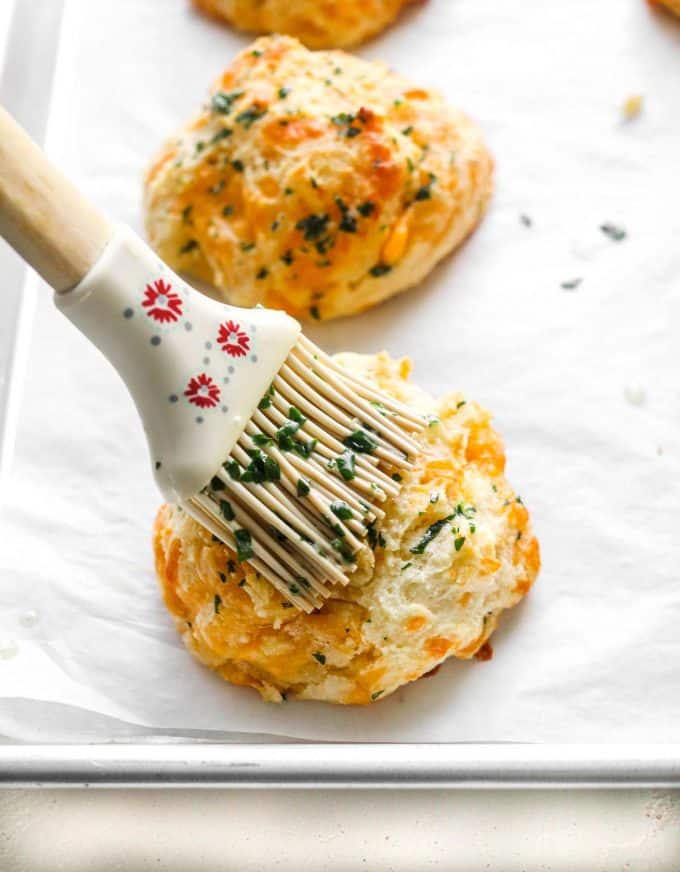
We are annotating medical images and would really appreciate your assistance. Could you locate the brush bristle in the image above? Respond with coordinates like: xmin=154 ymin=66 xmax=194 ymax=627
xmin=182 ymin=337 xmax=425 ymax=612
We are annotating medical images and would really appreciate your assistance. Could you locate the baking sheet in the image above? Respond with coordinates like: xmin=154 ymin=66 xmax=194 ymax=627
xmin=0 ymin=0 xmax=679 ymax=744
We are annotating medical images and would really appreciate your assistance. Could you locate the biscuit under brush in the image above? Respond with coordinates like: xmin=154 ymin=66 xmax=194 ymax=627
xmin=0 ymin=106 xmax=424 ymax=612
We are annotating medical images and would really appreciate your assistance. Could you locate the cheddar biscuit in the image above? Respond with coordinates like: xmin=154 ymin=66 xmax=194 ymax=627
xmin=193 ymin=0 xmax=418 ymax=49
xmin=153 ymin=352 xmax=539 ymax=704
xmin=144 ymin=36 xmax=492 ymax=321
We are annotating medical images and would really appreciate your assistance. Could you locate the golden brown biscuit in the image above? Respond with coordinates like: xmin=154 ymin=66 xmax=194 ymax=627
xmin=648 ymin=0 xmax=680 ymax=15
xmin=153 ymin=352 xmax=540 ymax=704
xmin=144 ymin=35 xmax=493 ymax=321
xmin=193 ymin=0 xmax=419 ymax=49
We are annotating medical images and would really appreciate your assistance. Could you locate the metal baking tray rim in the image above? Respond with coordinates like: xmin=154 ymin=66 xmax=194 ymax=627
xmin=1 ymin=743 xmax=680 ymax=789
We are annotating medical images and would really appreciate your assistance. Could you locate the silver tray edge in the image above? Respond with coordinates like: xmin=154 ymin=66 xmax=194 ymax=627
xmin=1 ymin=744 xmax=679 ymax=789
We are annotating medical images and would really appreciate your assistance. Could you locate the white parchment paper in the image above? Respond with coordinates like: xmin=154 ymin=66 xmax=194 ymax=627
xmin=0 ymin=0 xmax=679 ymax=743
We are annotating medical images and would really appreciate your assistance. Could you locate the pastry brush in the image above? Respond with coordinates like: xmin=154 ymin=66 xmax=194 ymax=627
xmin=0 ymin=106 xmax=424 ymax=612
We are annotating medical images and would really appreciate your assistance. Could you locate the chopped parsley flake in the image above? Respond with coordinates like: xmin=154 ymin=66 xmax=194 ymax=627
xmin=313 ymin=652 xmax=326 ymax=665
xmin=210 ymin=475 xmax=224 ymax=491
xmin=214 ymin=594 xmax=222 ymax=613
xmin=454 ymin=535 xmax=466 ymax=552
xmin=297 ymin=478 xmax=311 ymax=497
xmin=234 ymin=529 xmax=254 ymax=562
xmin=211 ymin=90 xmax=244 ymax=115
xmin=369 ymin=264 xmax=392 ymax=277
xmin=231 ymin=159 xmax=244 ymax=172
xmin=179 ymin=239 xmax=199 ymax=254
xmin=330 ymin=500 xmax=353 ymax=521
xmin=600 ymin=222 xmax=626 ymax=242
xmin=258 ymin=383 xmax=275 ymax=410
xmin=309 ymin=305 xmax=321 ymax=320
xmin=358 ymin=201 xmax=375 ymax=217
xmin=410 ymin=515 xmax=455 ymax=555
xmin=278 ymin=86 xmax=290 ymax=99
xmin=211 ymin=128 xmax=232 ymax=143
xmin=219 ymin=499 xmax=235 ymax=521
xmin=343 ymin=429 xmax=377 ymax=454
xmin=181 ymin=205 xmax=193 ymax=223
xmin=256 ymin=267 xmax=269 ymax=279
xmin=281 ymin=250 xmax=294 ymax=265
xmin=240 ymin=449 xmax=281 ymax=483
xmin=561 ymin=278 xmax=582 ymax=290
xmin=336 ymin=449 xmax=356 ymax=481
xmin=296 ymin=213 xmax=330 ymax=241
xmin=414 ymin=173 xmax=437 ymax=202
xmin=371 ymin=690 xmax=384 ymax=700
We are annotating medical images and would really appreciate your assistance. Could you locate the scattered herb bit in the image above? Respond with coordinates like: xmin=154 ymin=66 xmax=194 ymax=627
xmin=410 ymin=515 xmax=455 ymax=555
xmin=331 ymin=538 xmax=355 ymax=563
xmin=227 ymin=560 xmax=236 ymax=572
xmin=454 ymin=503 xmax=477 ymax=519
xmin=289 ymin=406 xmax=306 ymax=424
xmin=225 ymin=460 xmax=241 ymax=480
xmin=297 ymin=478 xmax=311 ymax=497
xmin=256 ymin=267 xmax=269 ymax=280
xmin=211 ymin=128 xmax=232 ymax=143
xmin=454 ymin=536 xmax=466 ymax=552
xmin=402 ymin=125 xmax=414 ymax=135
xmin=238 ymin=578 xmax=246 ymax=587
xmin=401 ymin=563 xmax=412 ymax=572
xmin=194 ymin=141 xmax=205 ymax=153
xmin=234 ymin=529 xmax=253 ymax=562
xmin=313 ymin=651 xmax=326 ymax=665
xmin=240 ymin=242 xmax=255 ymax=252
xmin=211 ymin=90 xmax=244 ymax=115
xmin=516 ymin=531 xmax=523 ymax=541
xmin=252 ymin=433 xmax=273 ymax=446
xmin=336 ymin=449 xmax=356 ymax=481
xmin=296 ymin=213 xmax=330 ymax=241
xmin=241 ymin=450 xmax=281 ymax=483
xmin=231 ymin=159 xmax=244 ymax=173
xmin=258 ymin=383 xmax=275 ymax=410
xmin=210 ymin=476 xmax=225 ymax=491
xmin=516 ymin=496 xmax=523 ymax=504
xmin=284 ymin=186 xmax=293 ymax=195
xmin=561 ymin=278 xmax=582 ymax=290
xmin=214 ymin=594 xmax=222 ymax=613
xmin=371 ymin=691 xmax=384 ymax=701
xmin=309 ymin=305 xmax=321 ymax=320
xmin=281 ymin=250 xmax=294 ymax=265
xmin=179 ymin=239 xmax=199 ymax=254
xmin=220 ymin=499 xmax=235 ymax=521
xmin=330 ymin=500 xmax=353 ymax=521
xmin=424 ymin=414 xmax=440 ymax=427
xmin=222 ymin=205 xmax=234 ymax=217
xmin=344 ymin=429 xmax=377 ymax=454
xmin=208 ymin=180 xmax=225 ymax=195
xmin=181 ymin=205 xmax=193 ymax=223
xmin=278 ymin=86 xmax=290 ymax=99
xmin=281 ymin=602 xmax=293 ymax=609
xmin=369 ymin=264 xmax=392 ymax=277
xmin=414 ymin=174 xmax=437 ymax=201
xmin=251 ymin=49 xmax=263 ymax=57
xmin=358 ymin=201 xmax=375 ymax=217
xmin=218 ymin=572 xmax=226 ymax=583
xmin=456 ymin=400 xmax=467 ymax=409
xmin=520 ymin=213 xmax=533 ymax=228
xmin=211 ymin=535 xmax=220 ymax=543
xmin=391 ymin=473 xmax=402 ymax=482
xmin=600 ymin=222 xmax=626 ymax=242
xmin=430 ymin=493 xmax=440 ymax=504
xmin=330 ymin=112 xmax=361 ymax=137
xmin=339 ymin=212 xmax=357 ymax=234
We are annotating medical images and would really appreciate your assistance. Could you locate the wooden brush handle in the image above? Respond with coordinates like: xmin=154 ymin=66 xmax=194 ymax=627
xmin=0 ymin=105 xmax=112 ymax=293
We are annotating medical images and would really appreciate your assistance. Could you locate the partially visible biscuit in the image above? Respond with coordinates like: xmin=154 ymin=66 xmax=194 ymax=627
xmin=153 ymin=352 xmax=540 ymax=705
xmin=193 ymin=0 xmax=419 ymax=49
xmin=647 ymin=0 xmax=680 ymax=16
xmin=144 ymin=36 xmax=493 ymax=321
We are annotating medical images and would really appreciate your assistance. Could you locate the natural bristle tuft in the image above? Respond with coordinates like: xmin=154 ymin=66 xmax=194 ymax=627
xmin=183 ymin=338 xmax=425 ymax=611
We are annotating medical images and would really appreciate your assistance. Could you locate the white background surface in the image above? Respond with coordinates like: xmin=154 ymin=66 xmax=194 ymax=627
xmin=1 ymin=0 xmax=680 ymax=868
xmin=1 ymin=0 xmax=680 ymax=745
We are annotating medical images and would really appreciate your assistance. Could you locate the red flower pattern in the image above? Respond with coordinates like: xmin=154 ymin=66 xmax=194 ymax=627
xmin=142 ymin=278 xmax=183 ymax=323
xmin=184 ymin=373 xmax=221 ymax=409
xmin=217 ymin=320 xmax=251 ymax=358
